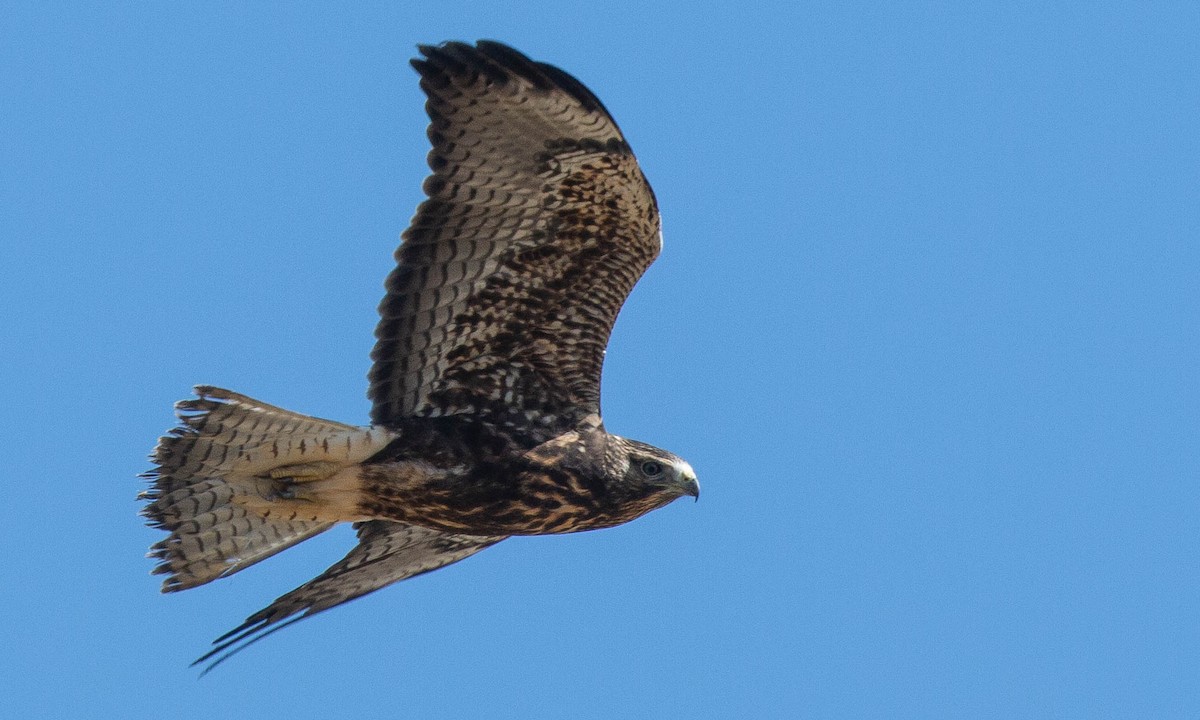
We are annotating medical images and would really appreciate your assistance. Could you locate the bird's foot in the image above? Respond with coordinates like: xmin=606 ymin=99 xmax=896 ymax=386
xmin=266 ymin=461 xmax=342 ymax=501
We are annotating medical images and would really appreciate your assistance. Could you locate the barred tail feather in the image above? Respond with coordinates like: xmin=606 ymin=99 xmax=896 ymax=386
xmin=140 ymin=386 xmax=396 ymax=592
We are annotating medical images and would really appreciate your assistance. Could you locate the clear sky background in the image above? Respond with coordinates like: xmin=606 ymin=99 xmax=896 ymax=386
xmin=2 ymin=2 xmax=1197 ymax=718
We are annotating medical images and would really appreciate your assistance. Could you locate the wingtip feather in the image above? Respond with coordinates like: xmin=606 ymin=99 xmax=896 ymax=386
xmin=410 ymin=40 xmax=614 ymax=121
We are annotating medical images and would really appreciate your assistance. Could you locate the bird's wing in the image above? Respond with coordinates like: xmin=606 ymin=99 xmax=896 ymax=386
xmin=195 ymin=520 xmax=504 ymax=673
xmin=369 ymin=41 xmax=661 ymax=437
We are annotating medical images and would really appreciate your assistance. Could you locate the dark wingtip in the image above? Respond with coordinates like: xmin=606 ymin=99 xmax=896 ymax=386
xmin=410 ymin=40 xmax=616 ymax=123
xmin=193 ymin=613 xmax=310 ymax=676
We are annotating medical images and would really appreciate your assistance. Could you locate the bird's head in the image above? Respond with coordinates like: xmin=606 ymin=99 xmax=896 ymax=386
xmin=606 ymin=437 xmax=699 ymax=511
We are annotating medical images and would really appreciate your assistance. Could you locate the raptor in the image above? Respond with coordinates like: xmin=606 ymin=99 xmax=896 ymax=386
xmin=141 ymin=40 xmax=696 ymax=669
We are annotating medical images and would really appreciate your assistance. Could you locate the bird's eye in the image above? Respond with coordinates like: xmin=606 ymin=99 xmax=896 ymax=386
xmin=641 ymin=461 xmax=664 ymax=477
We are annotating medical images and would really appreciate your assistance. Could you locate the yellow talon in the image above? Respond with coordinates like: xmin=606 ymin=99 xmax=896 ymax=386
xmin=267 ymin=461 xmax=341 ymax=482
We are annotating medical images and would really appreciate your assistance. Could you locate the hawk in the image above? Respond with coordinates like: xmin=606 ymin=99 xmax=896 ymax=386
xmin=141 ymin=40 xmax=697 ymax=670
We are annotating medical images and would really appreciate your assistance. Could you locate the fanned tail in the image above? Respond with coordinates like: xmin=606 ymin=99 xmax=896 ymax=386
xmin=140 ymin=386 xmax=396 ymax=591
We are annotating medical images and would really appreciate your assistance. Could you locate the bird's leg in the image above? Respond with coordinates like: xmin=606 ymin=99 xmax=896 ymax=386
xmin=266 ymin=461 xmax=343 ymax=501
xmin=233 ymin=462 xmax=370 ymax=524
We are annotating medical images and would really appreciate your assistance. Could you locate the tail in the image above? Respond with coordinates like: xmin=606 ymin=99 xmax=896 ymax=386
xmin=140 ymin=386 xmax=396 ymax=592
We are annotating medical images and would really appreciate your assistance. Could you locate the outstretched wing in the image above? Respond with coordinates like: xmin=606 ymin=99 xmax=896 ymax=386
xmin=195 ymin=521 xmax=504 ymax=672
xmin=369 ymin=41 xmax=661 ymax=436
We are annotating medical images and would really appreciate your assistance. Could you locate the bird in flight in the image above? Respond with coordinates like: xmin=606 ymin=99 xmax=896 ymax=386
xmin=141 ymin=40 xmax=697 ymax=671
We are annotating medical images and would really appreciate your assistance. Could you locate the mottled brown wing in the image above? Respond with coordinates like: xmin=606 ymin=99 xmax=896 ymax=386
xmin=369 ymin=41 xmax=661 ymax=435
xmin=195 ymin=521 xmax=504 ymax=672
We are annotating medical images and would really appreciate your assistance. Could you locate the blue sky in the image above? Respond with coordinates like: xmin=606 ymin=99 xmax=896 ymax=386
xmin=3 ymin=2 xmax=1198 ymax=718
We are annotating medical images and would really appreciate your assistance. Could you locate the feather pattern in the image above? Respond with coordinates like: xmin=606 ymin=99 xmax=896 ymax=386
xmin=369 ymin=41 xmax=661 ymax=435
xmin=141 ymin=386 xmax=395 ymax=591
xmin=195 ymin=520 xmax=503 ymax=672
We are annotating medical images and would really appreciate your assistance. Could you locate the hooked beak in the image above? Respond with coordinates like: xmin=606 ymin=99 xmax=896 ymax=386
xmin=676 ymin=462 xmax=699 ymax=502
